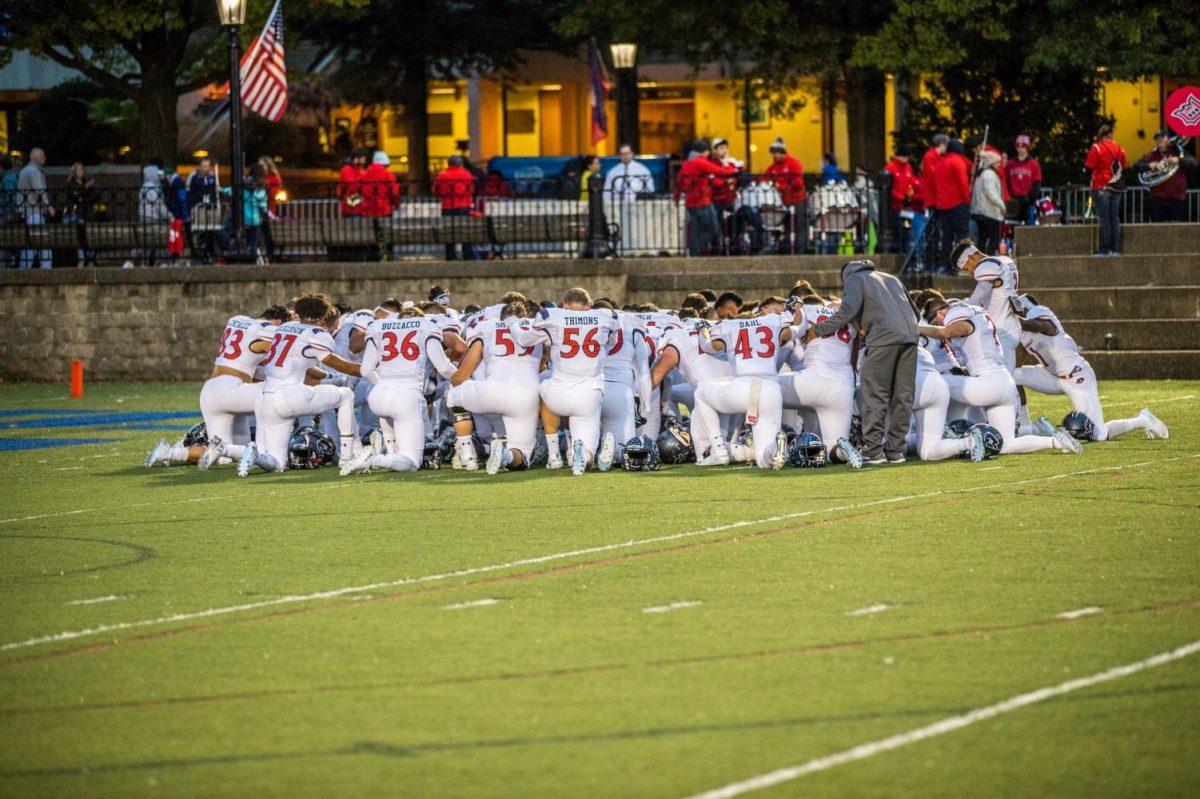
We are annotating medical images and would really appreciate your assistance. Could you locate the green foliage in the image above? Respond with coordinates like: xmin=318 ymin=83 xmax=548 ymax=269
xmin=14 ymin=80 xmax=137 ymax=163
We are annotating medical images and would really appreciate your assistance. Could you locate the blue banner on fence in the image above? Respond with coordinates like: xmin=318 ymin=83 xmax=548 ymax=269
xmin=484 ymin=156 xmax=668 ymax=196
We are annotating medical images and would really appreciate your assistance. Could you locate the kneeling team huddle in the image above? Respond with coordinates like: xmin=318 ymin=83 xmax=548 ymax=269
xmin=145 ymin=245 xmax=1169 ymax=478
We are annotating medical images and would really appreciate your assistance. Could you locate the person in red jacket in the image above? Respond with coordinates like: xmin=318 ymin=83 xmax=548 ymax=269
xmin=763 ymin=137 xmax=807 ymax=253
xmin=1006 ymin=135 xmax=1042 ymax=225
xmin=708 ymin=137 xmax=741 ymax=253
xmin=434 ymin=155 xmax=479 ymax=260
xmin=1083 ymin=123 xmax=1129 ymax=256
xmin=919 ymin=134 xmax=948 ymax=268
xmin=337 ymin=149 xmax=368 ymax=217
xmin=362 ymin=151 xmax=400 ymax=219
xmin=673 ymin=140 xmax=725 ymax=256
xmin=1137 ymin=129 xmax=1195 ymax=223
xmin=932 ymin=139 xmax=972 ymax=272
xmin=884 ymin=146 xmax=918 ymax=254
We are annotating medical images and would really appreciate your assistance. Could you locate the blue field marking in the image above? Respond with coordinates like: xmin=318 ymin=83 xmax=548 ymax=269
xmin=95 ymin=424 xmax=195 ymax=432
xmin=0 ymin=409 xmax=105 ymax=418
xmin=0 ymin=437 xmax=119 ymax=451
xmin=2 ymin=411 xmax=199 ymax=430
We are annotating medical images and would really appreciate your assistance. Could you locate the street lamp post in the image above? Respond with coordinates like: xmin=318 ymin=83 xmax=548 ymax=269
xmin=217 ymin=0 xmax=247 ymax=252
xmin=609 ymin=43 xmax=640 ymax=153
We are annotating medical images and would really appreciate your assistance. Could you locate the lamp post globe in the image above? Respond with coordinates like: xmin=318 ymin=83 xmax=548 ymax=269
xmin=217 ymin=0 xmax=247 ymax=251
xmin=609 ymin=43 xmax=640 ymax=153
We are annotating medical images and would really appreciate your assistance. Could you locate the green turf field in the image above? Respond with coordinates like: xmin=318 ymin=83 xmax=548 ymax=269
xmin=0 ymin=379 xmax=1197 ymax=799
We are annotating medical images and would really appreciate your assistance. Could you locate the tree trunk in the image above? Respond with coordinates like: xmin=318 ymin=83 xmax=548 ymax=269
xmin=845 ymin=68 xmax=886 ymax=171
xmin=401 ymin=60 xmax=430 ymax=194
xmin=140 ymin=64 xmax=180 ymax=168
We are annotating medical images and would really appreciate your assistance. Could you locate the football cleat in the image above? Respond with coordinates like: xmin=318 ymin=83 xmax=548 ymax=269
xmin=196 ymin=435 xmax=225 ymax=471
xmin=486 ymin=440 xmax=507 ymax=475
xmin=835 ymin=436 xmax=863 ymax=470
xmin=698 ymin=441 xmax=731 ymax=467
xmin=596 ymin=432 xmax=616 ymax=472
xmin=545 ymin=445 xmax=565 ymax=470
xmin=339 ymin=444 xmax=375 ymax=476
xmin=1053 ymin=427 xmax=1084 ymax=455
xmin=968 ymin=426 xmax=986 ymax=462
xmin=144 ymin=439 xmax=171 ymax=468
xmin=1033 ymin=415 xmax=1056 ymax=437
xmin=771 ymin=430 xmax=787 ymax=470
xmin=237 ymin=443 xmax=258 ymax=477
xmin=570 ymin=439 xmax=586 ymax=476
xmin=1139 ymin=408 xmax=1169 ymax=439
xmin=457 ymin=440 xmax=479 ymax=471
xmin=369 ymin=428 xmax=385 ymax=453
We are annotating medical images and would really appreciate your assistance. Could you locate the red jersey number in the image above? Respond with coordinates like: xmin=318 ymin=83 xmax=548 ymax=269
xmin=263 ymin=333 xmax=297 ymax=367
xmin=733 ymin=326 xmax=775 ymax=359
xmin=495 ymin=327 xmax=534 ymax=357
xmin=218 ymin=327 xmax=244 ymax=359
xmin=381 ymin=331 xmax=420 ymax=362
xmin=815 ymin=315 xmax=854 ymax=344
xmin=562 ymin=327 xmax=602 ymax=358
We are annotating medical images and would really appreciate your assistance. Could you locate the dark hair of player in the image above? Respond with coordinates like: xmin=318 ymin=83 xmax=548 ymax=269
xmin=380 ymin=297 xmax=404 ymax=312
xmin=698 ymin=289 xmax=717 ymax=303
xmin=428 ymin=284 xmax=448 ymax=300
xmin=592 ymin=298 xmax=615 ymax=310
xmin=681 ymin=293 xmax=708 ymax=313
xmin=635 ymin=302 xmax=659 ymax=313
xmin=759 ymin=295 xmax=786 ymax=309
xmin=800 ymin=294 xmax=825 ymax=305
xmin=293 ymin=293 xmax=333 ymax=323
xmin=923 ymin=298 xmax=950 ymax=319
xmin=788 ymin=279 xmax=815 ymax=298
xmin=949 ymin=238 xmax=977 ymax=268
xmin=678 ymin=308 xmax=698 ymax=320
xmin=501 ymin=291 xmax=527 ymax=305
xmin=621 ymin=304 xmax=636 ymax=311
xmin=420 ymin=301 xmax=446 ymax=315
xmin=260 ymin=305 xmax=291 ymax=324
xmin=463 ymin=304 xmax=482 ymax=315
xmin=523 ymin=300 xmax=540 ymax=317
xmin=716 ymin=291 xmax=742 ymax=309
xmin=563 ymin=287 xmax=592 ymax=306
xmin=334 ymin=302 xmax=353 ymax=316
xmin=400 ymin=307 xmax=426 ymax=318
xmin=500 ymin=302 xmax=525 ymax=321
xmin=912 ymin=289 xmax=945 ymax=317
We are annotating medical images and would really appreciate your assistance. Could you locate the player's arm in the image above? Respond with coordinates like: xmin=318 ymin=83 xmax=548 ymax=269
xmin=303 ymin=366 xmax=327 ymax=386
xmin=509 ymin=315 xmax=548 ymax=349
xmin=649 ymin=344 xmax=679 ymax=390
xmin=811 ymin=280 xmax=862 ymax=339
xmin=700 ymin=327 xmax=725 ymax=353
xmin=442 ymin=330 xmax=468 ymax=359
xmin=632 ymin=333 xmax=654 ymax=410
xmin=918 ymin=319 xmax=973 ymax=341
xmin=249 ymin=336 xmax=272 ymax=355
xmin=450 ymin=339 xmax=484 ymax=386
xmin=321 ymin=351 xmax=362 ymax=377
xmin=1017 ymin=315 xmax=1057 ymax=336
xmin=426 ymin=335 xmax=458 ymax=381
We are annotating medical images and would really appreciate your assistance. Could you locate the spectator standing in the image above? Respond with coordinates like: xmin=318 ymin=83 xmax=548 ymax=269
xmin=807 ymin=259 xmax=919 ymax=465
xmin=17 ymin=147 xmax=53 ymax=269
xmin=821 ymin=153 xmax=847 ymax=184
xmin=970 ymin=150 xmax=1005 ymax=254
xmin=1006 ymin=135 xmax=1042 ymax=225
xmin=221 ymin=164 xmax=269 ymax=263
xmin=708 ymin=138 xmax=741 ymax=253
xmin=579 ymin=155 xmax=611 ymax=259
xmin=62 ymin=162 xmax=95 ymax=267
xmin=1083 ymin=124 xmax=1128 ymax=256
xmin=673 ymin=140 xmax=724 ymax=256
xmin=433 ymin=155 xmax=479 ymax=261
xmin=579 ymin=155 xmax=602 ymax=201
xmin=932 ymin=139 xmax=971 ymax=272
xmin=338 ymin=148 xmax=368 ymax=217
xmin=185 ymin=157 xmax=219 ymax=264
xmin=763 ymin=138 xmax=807 ymax=254
xmin=920 ymin=134 xmax=948 ymax=267
xmin=257 ymin=156 xmax=284 ymax=262
xmin=0 ymin=157 xmax=17 ymax=267
xmin=363 ymin=151 xmax=399 ymax=218
xmin=135 ymin=164 xmax=171 ymax=267
xmin=884 ymin=146 xmax=923 ymax=256
xmin=852 ymin=167 xmax=878 ymax=253
xmin=1138 ymin=130 xmax=1195 ymax=223
xmin=603 ymin=143 xmax=655 ymax=255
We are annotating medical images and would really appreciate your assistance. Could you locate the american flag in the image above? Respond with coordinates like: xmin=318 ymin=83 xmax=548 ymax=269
xmin=587 ymin=39 xmax=609 ymax=145
xmin=240 ymin=0 xmax=288 ymax=122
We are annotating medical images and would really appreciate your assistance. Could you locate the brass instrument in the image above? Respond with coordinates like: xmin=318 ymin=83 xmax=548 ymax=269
xmin=1138 ymin=135 xmax=1192 ymax=187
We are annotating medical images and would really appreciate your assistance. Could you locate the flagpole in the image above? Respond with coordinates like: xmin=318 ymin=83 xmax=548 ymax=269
xmin=227 ymin=21 xmax=245 ymax=252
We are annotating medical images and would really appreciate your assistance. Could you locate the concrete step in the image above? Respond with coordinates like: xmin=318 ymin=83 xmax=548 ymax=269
xmin=1014 ymin=223 xmax=1200 ymax=257
xmin=1017 ymin=254 xmax=1200 ymax=288
xmin=1085 ymin=350 xmax=1200 ymax=380
xmin=1033 ymin=286 xmax=1200 ymax=319
xmin=1063 ymin=319 xmax=1200 ymax=351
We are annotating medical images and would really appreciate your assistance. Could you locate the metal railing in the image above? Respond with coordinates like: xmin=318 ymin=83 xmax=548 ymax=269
xmin=1037 ymin=186 xmax=1200 ymax=224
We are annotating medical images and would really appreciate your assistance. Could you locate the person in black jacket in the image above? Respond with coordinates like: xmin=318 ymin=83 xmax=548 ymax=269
xmin=62 ymin=162 xmax=94 ymax=266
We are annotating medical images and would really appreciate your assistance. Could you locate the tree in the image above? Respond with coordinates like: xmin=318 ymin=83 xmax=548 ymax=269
xmin=303 ymin=0 xmax=567 ymax=192
xmin=4 ymin=0 xmax=229 ymax=166
xmin=559 ymin=0 xmax=894 ymax=170
xmin=13 ymin=80 xmax=137 ymax=164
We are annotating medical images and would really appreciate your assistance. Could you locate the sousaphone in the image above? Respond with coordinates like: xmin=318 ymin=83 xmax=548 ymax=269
xmin=1139 ymin=134 xmax=1193 ymax=187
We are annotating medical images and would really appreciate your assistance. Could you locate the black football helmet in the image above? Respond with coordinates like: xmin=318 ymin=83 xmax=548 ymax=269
xmin=944 ymin=418 xmax=973 ymax=439
xmin=789 ymin=431 xmax=829 ymax=468
xmin=360 ymin=427 xmax=378 ymax=447
xmin=849 ymin=415 xmax=863 ymax=449
xmin=1062 ymin=411 xmax=1095 ymax=441
xmin=435 ymin=425 xmax=457 ymax=462
xmin=182 ymin=421 xmax=208 ymax=447
xmin=288 ymin=426 xmax=336 ymax=469
xmin=971 ymin=423 xmax=1003 ymax=459
xmin=621 ymin=435 xmax=662 ymax=471
xmin=421 ymin=437 xmax=441 ymax=469
xmin=780 ymin=423 xmax=799 ymax=450
xmin=657 ymin=417 xmax=695 ymax=464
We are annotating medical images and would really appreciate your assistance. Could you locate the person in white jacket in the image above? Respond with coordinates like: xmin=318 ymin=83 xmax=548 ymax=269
xmin=970 ymin=150 xmax=1005 ymax=254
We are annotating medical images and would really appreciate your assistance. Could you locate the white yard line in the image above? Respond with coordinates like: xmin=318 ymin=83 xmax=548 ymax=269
xmin=682 ymin=638 xmax=1200 ymax=799
xmin=643 ymin=601 xmax=703 ymax=614
xmin=1056 ymin=606 xmax=1103 ymax=620
xmin=1104 ymin=393 xmax=1194 ymax=410
xmin=1 ymin=454 xmax=1196 ymax=654
xmin=845 ymin=604 xmax=892 ymax=617
xmin=441 ymin=598 xmax=500 ymax=611
xmin=65 ymin=595 xmax=128 ymax=606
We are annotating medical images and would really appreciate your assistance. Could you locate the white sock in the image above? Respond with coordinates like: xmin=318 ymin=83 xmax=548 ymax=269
xmin=340 ymin=437 xmax=354 ymax=461
xmin=167 ymin=446 xmax=191 ymax=463
xmin=1017 ymin=405 xmax=1032 ymax=428
xmin=545 ymin=432 xmax=559 ymax=452
xmin=1105 ymin=417 xmax=1142 ymax=439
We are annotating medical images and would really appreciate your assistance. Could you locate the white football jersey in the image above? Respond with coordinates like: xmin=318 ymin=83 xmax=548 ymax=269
xmin=796 ymin=304 xmax=855 ymax=376
xmin=525 ymin=306 xmax=617 ymax=389
xmin=944 ymin=303 xmax=1007 ymax=375
xmin=711 ymin=314 xmax=787 ymax=377
xmin=214 ymin=315 xmax=275 ymax=378
xmin=659 ymin=326 xmax=733 ymax=388
xmin=916 ymin=343 xmax=939 ymax=374
xmin=1020 ymin=305 xmax=1086 ymax=376
xmin=468 ymin=317 xmax=540 ymax=385
xmin=973 ymin=255 xmax=1021 ymax=344
xmin=363 ymin=316 xmax=445 ymax=384
xmin=260 ymin=321 xmax=337 ymax=385
xmin=603 ymin=313 xmax=649 ymax=385
xmin=334 ymin=309 xmax=375 ymax=363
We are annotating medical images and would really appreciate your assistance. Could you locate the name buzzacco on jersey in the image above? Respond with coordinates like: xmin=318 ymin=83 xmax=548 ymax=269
xmin=381 ymin=319 xmax=424 ymax=330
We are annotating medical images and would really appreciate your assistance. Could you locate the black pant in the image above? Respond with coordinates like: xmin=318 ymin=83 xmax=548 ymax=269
xmin=443 ymin=208 xmax=479 ymax=261
xmin=1149 ymin=196 xmax=1187 ymax=223
xmin=938 ymin=205 xmax=969 ymax=271
xmin=858 ymin=343 xmax=918 ymax=459
xmin=972 ymin=215 xmax=1001 ymax=254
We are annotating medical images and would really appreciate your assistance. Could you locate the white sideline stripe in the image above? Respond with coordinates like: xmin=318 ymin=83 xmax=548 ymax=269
xmin=643 ymin=601 xmax=703 ymax=614
xmin=1057 ymin=606 xmax=1103 ymax=620
xmin=1 ymin=454 xmax=1196 ymax=654
xmin=442 ymin=598 xmax=500 ymax=610
xmin=683 ymin=639 xmax=1200 ymax=799
xmin=1104 ymin=393 xmax=1194 ymax=410
xmin=66 ymin=595 xmax=128 ymax=606
xmin=845 ymin=604 xmax=892 ymax=617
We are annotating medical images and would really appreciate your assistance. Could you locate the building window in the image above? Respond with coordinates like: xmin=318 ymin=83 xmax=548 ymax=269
xmin=506 ymin=109 xmax=536 ymax=135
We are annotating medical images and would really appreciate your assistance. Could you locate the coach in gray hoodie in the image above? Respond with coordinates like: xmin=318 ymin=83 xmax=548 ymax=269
xmin=808 ymin=259 xmax=919 ymax=464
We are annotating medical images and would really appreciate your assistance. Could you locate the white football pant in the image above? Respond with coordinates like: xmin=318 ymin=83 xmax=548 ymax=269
xmin=254 ymin=383 xmax=355 ymax=471
xmin=199 ymin=375 xmax=259 ymax=459
xmin=694 ymin=376 xmax=783 ymax=468
xmin=943 ymin=369 xmax=1054 ymax=454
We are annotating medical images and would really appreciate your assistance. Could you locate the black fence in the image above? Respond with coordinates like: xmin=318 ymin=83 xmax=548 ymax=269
xmin=3 ymin=177 xmax=1196 ymax=268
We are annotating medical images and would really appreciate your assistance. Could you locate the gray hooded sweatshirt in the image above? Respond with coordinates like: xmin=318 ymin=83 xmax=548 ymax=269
xmin=812 ymin=260 xmax=918 ymax=346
